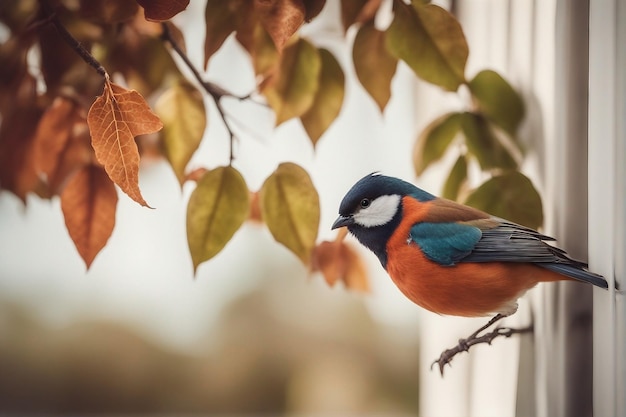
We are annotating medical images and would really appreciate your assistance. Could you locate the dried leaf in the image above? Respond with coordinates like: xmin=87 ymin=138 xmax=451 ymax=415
xmin=386 ymin=0 xmax=468 ymax=91
xmin=259 ymin=162 xmax=320 ymax=264
xmin=300 ymin=48 xmax=345 ymax=146
xmin=312 ymin=236 xmax=370 ymax=292
xmin=353 ymin=21 xmax=398 ymax=111
xmin=186 ymin=166 xmax=250 ymax=272
xmin=460 ymin=112 xmax=517 ymax=171
xmin=302 ymin=0 xmax=326 ymax=21
xmin=442 ymin=154 xmax=467 ymax=200
xmin=156 ymin=80 xmax=207 ymax=185
xmin=204 ymin=0 xmax=237 ymax=68
xmin=262 ymin=38 xmax=321 ymax=125
xmin=87 ymin=80 xmax=163 ymax=207
xmin=254 ymin=0 xmax=306 ymax=51
xmin=61 ymin=165 xmax=118 ymax=268
xmin=464 ymin=171 xmax=543 ymax=229
xmin=340 ymin=0 xmax=382 ymax=31
xmin=136 ymin=0 xmax=189 ymax=21
xmin=413 ymin=112 xmax=462 ymax=175
xmin=468 ymin=69 xmax=525 ymax=137
xmin=31 ymin=97 xmax=92 ymax=194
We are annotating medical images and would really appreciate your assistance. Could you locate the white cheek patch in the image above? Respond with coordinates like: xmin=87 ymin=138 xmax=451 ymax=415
xmin=353 ymin=194 xmax=401 ymax=228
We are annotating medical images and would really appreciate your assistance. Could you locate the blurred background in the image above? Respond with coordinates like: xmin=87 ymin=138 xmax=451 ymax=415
xmin=0 ymin=1 xmax=431 ymax=414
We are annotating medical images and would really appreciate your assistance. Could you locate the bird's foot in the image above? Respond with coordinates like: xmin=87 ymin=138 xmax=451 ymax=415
xmin=431 ymin=323 xmax=533 ymax=377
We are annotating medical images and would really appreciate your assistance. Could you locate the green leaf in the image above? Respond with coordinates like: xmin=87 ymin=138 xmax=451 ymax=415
xmin=464 ymin=171 xmax=543 ymax=229
xmin=204 ymin=0 xmax=236 ymax=69
xmin=460 ymin=112 xmax=518 ymax=171
xmin=259 ymin=162 xmax=320 ymax=264
xmin=386 ymin=0 xmax=468 ymax=91
xmin=442 ymin=154 xmax=467 ymax=200
xmin=186 ymin=166 xmax=250 ymax=272
xmin=156 ymin=79 xmax=207 ymax=185
xmin=468 ymin=70 xmax=525 ymax=137
xmin=262 ymin=38 xmax=321 ymax=125
xmin=413 ymin=112 xmax=462 ymax=175
xmin=301 ymin=48 xmax=345 ymax=146
xmin=353 ymin=21 xmax=398 ymax=111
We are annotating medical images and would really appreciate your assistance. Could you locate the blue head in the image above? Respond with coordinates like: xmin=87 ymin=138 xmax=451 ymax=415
xmin=332 ymin=173 xmax=435 ymax=268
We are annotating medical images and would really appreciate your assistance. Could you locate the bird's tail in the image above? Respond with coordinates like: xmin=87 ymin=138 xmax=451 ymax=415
xmin=541 ymin=264 xmax=608 ymax=289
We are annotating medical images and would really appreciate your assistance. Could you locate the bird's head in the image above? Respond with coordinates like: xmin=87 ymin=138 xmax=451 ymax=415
xmin=332 ymin=173 xmax=435 ymax=267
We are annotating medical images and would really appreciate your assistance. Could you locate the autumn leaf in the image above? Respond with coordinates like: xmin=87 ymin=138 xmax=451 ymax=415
xmin=302 ymin=0 xmax=326 ymax=21
xmin=300 ymin=48 xmax=345 ymax=146
xmin=262 ymin=38 xmax=321 ymax=125
xmin=460 ymin=112 xmax=518 ymax=171
xmin=353 ymin=21 xmax=398 ymax=111
xmin=468 ymin=69 xmax=525 ymax=137
xmin=87 ymin=79 xmax=163 ymax=207
xmin=259 ymin=162 xmax=320 ymax=264
xmin=136 ymin=0 xmax=189 ymax=21
xmin=386 ymin=0 xmax=468 ymax=91
xmin=32 ymin=97 xmax=92 ymax=194
xmin=61 ymin=165 xmax=118 ymax=268
xmin=312 ymin=229 xmax=370 ymax=292
xmin=340 ymin=0 xmax=382 ymax=31
xmin=464 ymin=171 xmax=543 ymax=229
xmin=204 ymin=0 xmax=237 ymax=68
xmin=413 ymin=112 xmax=462 ymax=175
xmin=442 ymin=154 xmax=467 ymax=200
xmin=254 ymin=0 xmax=306 ymax=51
xmin=155 ymin=79 xmax=207 ymax=185
xmin=186 ymin=166 xmax=250 ymax=272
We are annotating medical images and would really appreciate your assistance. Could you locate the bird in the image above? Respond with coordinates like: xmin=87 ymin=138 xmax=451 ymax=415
xmin=331 ymin=173 xmax=608 ymax=374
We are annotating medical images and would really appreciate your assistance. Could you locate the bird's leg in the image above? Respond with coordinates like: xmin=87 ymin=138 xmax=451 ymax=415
xmin=431 ymin=313 xmax=533 ymax=376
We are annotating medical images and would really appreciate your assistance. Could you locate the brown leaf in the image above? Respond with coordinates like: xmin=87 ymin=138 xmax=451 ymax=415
xmin=248 ymin=191 xmax=263 ymax=223
xmin=136 ymin=0 xmax=189 ymax=21
xmin=254 ymin=0 xmax=306 ymax=51
xmin=185 ymin=167 xmax=208 ymax=183
xmin=302 ymin=0 xmax=326 ymax=21
xmin=87 ymin=80 xmax=163 ymax=207
xmin=79 ymin=0 xmax=139 ymax=23
xmin=61 ymin=165 xmax=118 ymax=268
xmin=204 ymin=0 xmax=237 ymax=68
xmin=312 ymin=229 xmax=370 ymax=292
xmin=340 ymin=0 xmax=382 ymax=31
xmin=32 ymin=97 xmax=92 ymax=194
xmin=353 ymin=21 xmax=398 ymax=111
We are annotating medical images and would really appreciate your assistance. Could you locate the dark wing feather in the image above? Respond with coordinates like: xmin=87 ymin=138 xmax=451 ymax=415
xmin=461 ymin=219 xmax=607 ymax=288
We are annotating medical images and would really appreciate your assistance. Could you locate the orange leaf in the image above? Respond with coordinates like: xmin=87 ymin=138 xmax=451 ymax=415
xmin=312 ymin=229 xmax=370 ymax=292
xmin=87 ymin=80 xmax=163 ymax=207
xmin=32 ymin=97 xmax=92 ymax=194
xmin=254 ymin=0 xmax=306 ymax=51
xmin=61 ymin=165 xmax=118 ymax=268
xmin=136 ymin=0 xmax=189 ymax=21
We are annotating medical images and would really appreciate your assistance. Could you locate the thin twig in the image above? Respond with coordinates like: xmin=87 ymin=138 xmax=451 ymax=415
xmin=431 ymin=323 xmax=533 ymax=376
xmin=161 ymin=22 xmax=246 ymax=164
xmin=38 ymin=0 xmax=107 ymax=78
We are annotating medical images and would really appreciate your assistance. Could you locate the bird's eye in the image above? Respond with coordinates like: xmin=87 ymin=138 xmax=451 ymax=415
xmin=360 ymin=198 xmax=371 ymax=209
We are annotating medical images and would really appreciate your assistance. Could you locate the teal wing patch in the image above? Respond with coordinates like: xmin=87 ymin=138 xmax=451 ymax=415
xmin=410 ymin=222 xmax=482 ymax=266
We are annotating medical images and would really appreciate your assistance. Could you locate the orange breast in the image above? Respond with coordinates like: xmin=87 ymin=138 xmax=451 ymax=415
xmin=384 ymin=197 xmax=566 ymax=317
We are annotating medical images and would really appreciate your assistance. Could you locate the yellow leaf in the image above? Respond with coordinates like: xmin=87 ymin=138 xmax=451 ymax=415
xmin=87 ymin=80 xmax=163 ymax=207
xmin=61 ymin=165 xmax=118 ymax=269
xmin=300 ymin=48 xmax=345 ymax=146
xmin=186 ymin=166 xmax=250 ymax=272
xmin=259 ymin=162 xmax=320 ymax=264
xmin=386 ymin=0 xmax=468 ymax=91
xmin=262 ymin=38 xmax=321 ymax=125
xmin=156 ymin=79 xmax=207 ymax=185
xmin=353 ymin=21 xmax=398 ymax=111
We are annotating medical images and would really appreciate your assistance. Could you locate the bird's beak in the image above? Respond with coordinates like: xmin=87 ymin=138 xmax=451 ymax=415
xmin=332 ymin=215 xmax=354 ymax=230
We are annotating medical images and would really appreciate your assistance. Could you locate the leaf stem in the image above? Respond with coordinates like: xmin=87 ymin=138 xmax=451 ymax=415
xmin=38 ymin=0 xmax=107 ymax=78
xmin=160 ymin=22 xmax=239 ymax=164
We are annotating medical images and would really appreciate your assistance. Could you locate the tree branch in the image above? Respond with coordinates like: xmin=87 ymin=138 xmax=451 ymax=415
xmin=160 ymin=22 xmax=245 ymax=164
xmin=38 ymin=0 xmax=107 ymax=78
